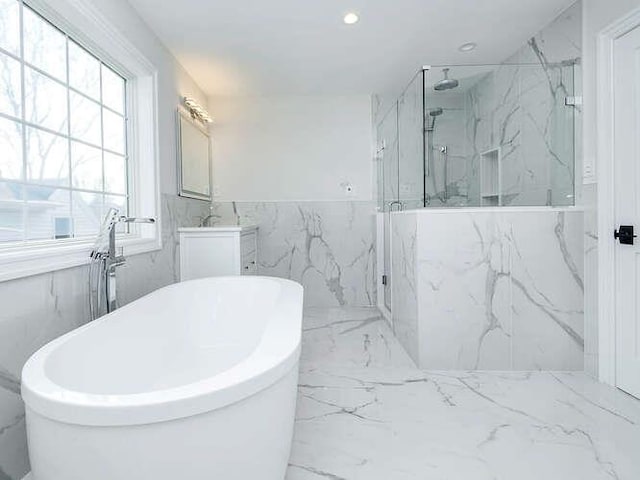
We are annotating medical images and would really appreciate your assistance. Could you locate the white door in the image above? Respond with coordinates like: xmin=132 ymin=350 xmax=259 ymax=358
xmin=614 ymin=24 xmax=640 ymax=398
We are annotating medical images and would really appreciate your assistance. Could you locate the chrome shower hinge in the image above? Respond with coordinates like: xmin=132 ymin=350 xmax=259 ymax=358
xmin=565 ymin=96 xmax=583 ymax=107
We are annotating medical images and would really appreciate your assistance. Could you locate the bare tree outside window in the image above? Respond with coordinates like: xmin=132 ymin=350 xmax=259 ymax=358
xmin=0 ymin=0 xmax=128 ymax=244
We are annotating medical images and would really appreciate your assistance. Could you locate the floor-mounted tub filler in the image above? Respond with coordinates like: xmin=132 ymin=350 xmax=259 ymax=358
xmin=21 ymin=276 xmax=304 ymax=480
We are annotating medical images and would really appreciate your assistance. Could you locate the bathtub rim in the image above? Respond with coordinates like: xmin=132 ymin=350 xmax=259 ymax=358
xmin=21 ymin=276 xmax=303 ymax=427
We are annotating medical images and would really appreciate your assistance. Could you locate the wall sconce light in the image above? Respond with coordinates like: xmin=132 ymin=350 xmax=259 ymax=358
xmin=183 ymin=96 xmax=213 ymax=124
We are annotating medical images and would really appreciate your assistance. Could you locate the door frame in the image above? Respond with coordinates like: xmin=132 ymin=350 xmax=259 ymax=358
xmin=596 ymin=6 xmax=640 ymax=385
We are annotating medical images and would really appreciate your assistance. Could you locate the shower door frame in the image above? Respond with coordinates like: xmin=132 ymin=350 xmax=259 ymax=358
xmin=376 ymin=70 xmax=429 ymax=322
xmin=422 ymin=68 xmax=428 ymax=208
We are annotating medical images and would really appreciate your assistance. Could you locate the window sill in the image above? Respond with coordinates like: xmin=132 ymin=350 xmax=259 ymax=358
xmin=0 ymin=235 xmax=161 ymax=283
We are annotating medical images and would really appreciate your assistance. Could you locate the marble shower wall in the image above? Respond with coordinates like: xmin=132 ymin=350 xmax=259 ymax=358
xmin=425 ymin=94 xmax=468 ymax=206
xmin=396 ymin=1 xmax=582 ymax=209
xmin=391 ymin=208 xmax=584 ymax=370
xmin=0 ymin=194 xmax=209 ymax=480
xmin=463 ymin=1 xmax=581 ymax=207
xmin=209 ymin=201 xmax=377 ymax=307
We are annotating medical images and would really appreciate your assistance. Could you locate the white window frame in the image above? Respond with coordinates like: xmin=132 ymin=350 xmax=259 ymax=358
xmin=0 ymin=0 xmax=160 ymax=282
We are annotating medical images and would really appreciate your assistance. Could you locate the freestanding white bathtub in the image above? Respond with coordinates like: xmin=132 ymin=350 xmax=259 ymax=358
xmin=21 ymin=276 xmax=304 ymax=480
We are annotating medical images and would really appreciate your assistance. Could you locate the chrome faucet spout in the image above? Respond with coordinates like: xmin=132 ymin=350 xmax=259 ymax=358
xmin=119 ymin=216 xmax=156 ymax=224
xmin=199 ymin=214 xmax=216 ymax=227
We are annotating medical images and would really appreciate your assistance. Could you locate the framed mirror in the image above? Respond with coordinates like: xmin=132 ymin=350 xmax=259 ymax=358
xmin=177 ymin=109 xmax=212 ymax=201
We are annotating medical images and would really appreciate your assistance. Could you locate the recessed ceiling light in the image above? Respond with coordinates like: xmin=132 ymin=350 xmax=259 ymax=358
xmin=343 ymin=12 xmax=359 ymax=25
xmin=458 ymin=42 xmax=477 ymax=52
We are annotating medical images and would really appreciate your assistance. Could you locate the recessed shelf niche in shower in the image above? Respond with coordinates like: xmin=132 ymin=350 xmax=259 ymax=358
xmin=480 ymin=147 xmax=501 ymax=206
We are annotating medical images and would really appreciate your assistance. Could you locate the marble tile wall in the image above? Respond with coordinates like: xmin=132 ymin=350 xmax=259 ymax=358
xmin=209 ymin=201 xmax=377 ymax=307
xmin=391 ymin=208 xmax=584 ymax=370
xmin=116 ymin=195 xmax=211 ymax=305
xmin=425 ymin=94 xmax=469 ymax=207
xmin=461 ymin=1 xmax=582 ymax=208
xmin=583 ymin=184 xmax=598 ymax=377
xmin=390 ymin=211 xmax=419 ymax=363
xmin=0 ymin=194 xmax=209 ymax=480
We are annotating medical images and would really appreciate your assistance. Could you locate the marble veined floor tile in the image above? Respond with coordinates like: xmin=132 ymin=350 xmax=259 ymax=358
xmin=301 ymin=307 xmax=415 ymax=369
xmin=289 ymin=308 xmax=640 ymax=480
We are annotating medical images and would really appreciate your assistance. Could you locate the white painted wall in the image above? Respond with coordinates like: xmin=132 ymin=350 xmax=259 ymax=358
xmin=583 ymin=0 xmax=638 ymax=178
xmin=208 ymin=95 xmax=374 ymax=202
xmin=76 ymin=0 xmax=207 ymax=196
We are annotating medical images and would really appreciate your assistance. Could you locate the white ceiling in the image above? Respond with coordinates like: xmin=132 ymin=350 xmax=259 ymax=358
xmin=126 ymin=0 xmax=576 ymax=97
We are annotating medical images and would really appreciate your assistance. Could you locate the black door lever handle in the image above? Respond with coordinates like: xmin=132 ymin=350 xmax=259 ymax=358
xmin=615 ymin=225 xmax=637 ymax=245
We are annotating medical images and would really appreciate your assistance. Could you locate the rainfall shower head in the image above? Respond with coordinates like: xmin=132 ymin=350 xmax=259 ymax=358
xmin=434 ymin=68 xmax=459 ymax=91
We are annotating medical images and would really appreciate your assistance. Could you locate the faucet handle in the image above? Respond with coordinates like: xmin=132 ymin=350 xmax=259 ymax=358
xmin=199 ymin=214 xmax=215 ymax=228
xmin=113 ymin=256 xmax=126 ymax=268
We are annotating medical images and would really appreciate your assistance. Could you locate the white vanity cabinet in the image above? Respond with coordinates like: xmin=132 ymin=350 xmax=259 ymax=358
xmin=178 ymin=225 xmax=258 ymax=281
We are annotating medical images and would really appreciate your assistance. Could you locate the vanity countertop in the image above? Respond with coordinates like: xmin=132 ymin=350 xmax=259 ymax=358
xmin=178 ymin=225 xmax=258 ymax=233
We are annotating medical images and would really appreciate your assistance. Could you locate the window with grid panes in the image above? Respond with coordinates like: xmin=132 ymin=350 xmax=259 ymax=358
xmin=0 ymin=0 xmax=129 ymax=244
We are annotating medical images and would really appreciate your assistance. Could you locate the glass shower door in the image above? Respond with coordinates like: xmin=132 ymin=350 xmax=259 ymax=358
xmin=398 ymin=71 xmax=426 ymax=210
xmin=377 ymin=71 xmax=424 ymax=314
xmin=549 ymin=60 xmax=577 ymax=206
xmin=377 ymin=103 xmax=399 ymax=312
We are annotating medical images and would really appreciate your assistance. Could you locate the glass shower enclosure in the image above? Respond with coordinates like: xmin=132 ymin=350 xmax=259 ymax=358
xmin=376 ymin=61 xmax=579 ymax=311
